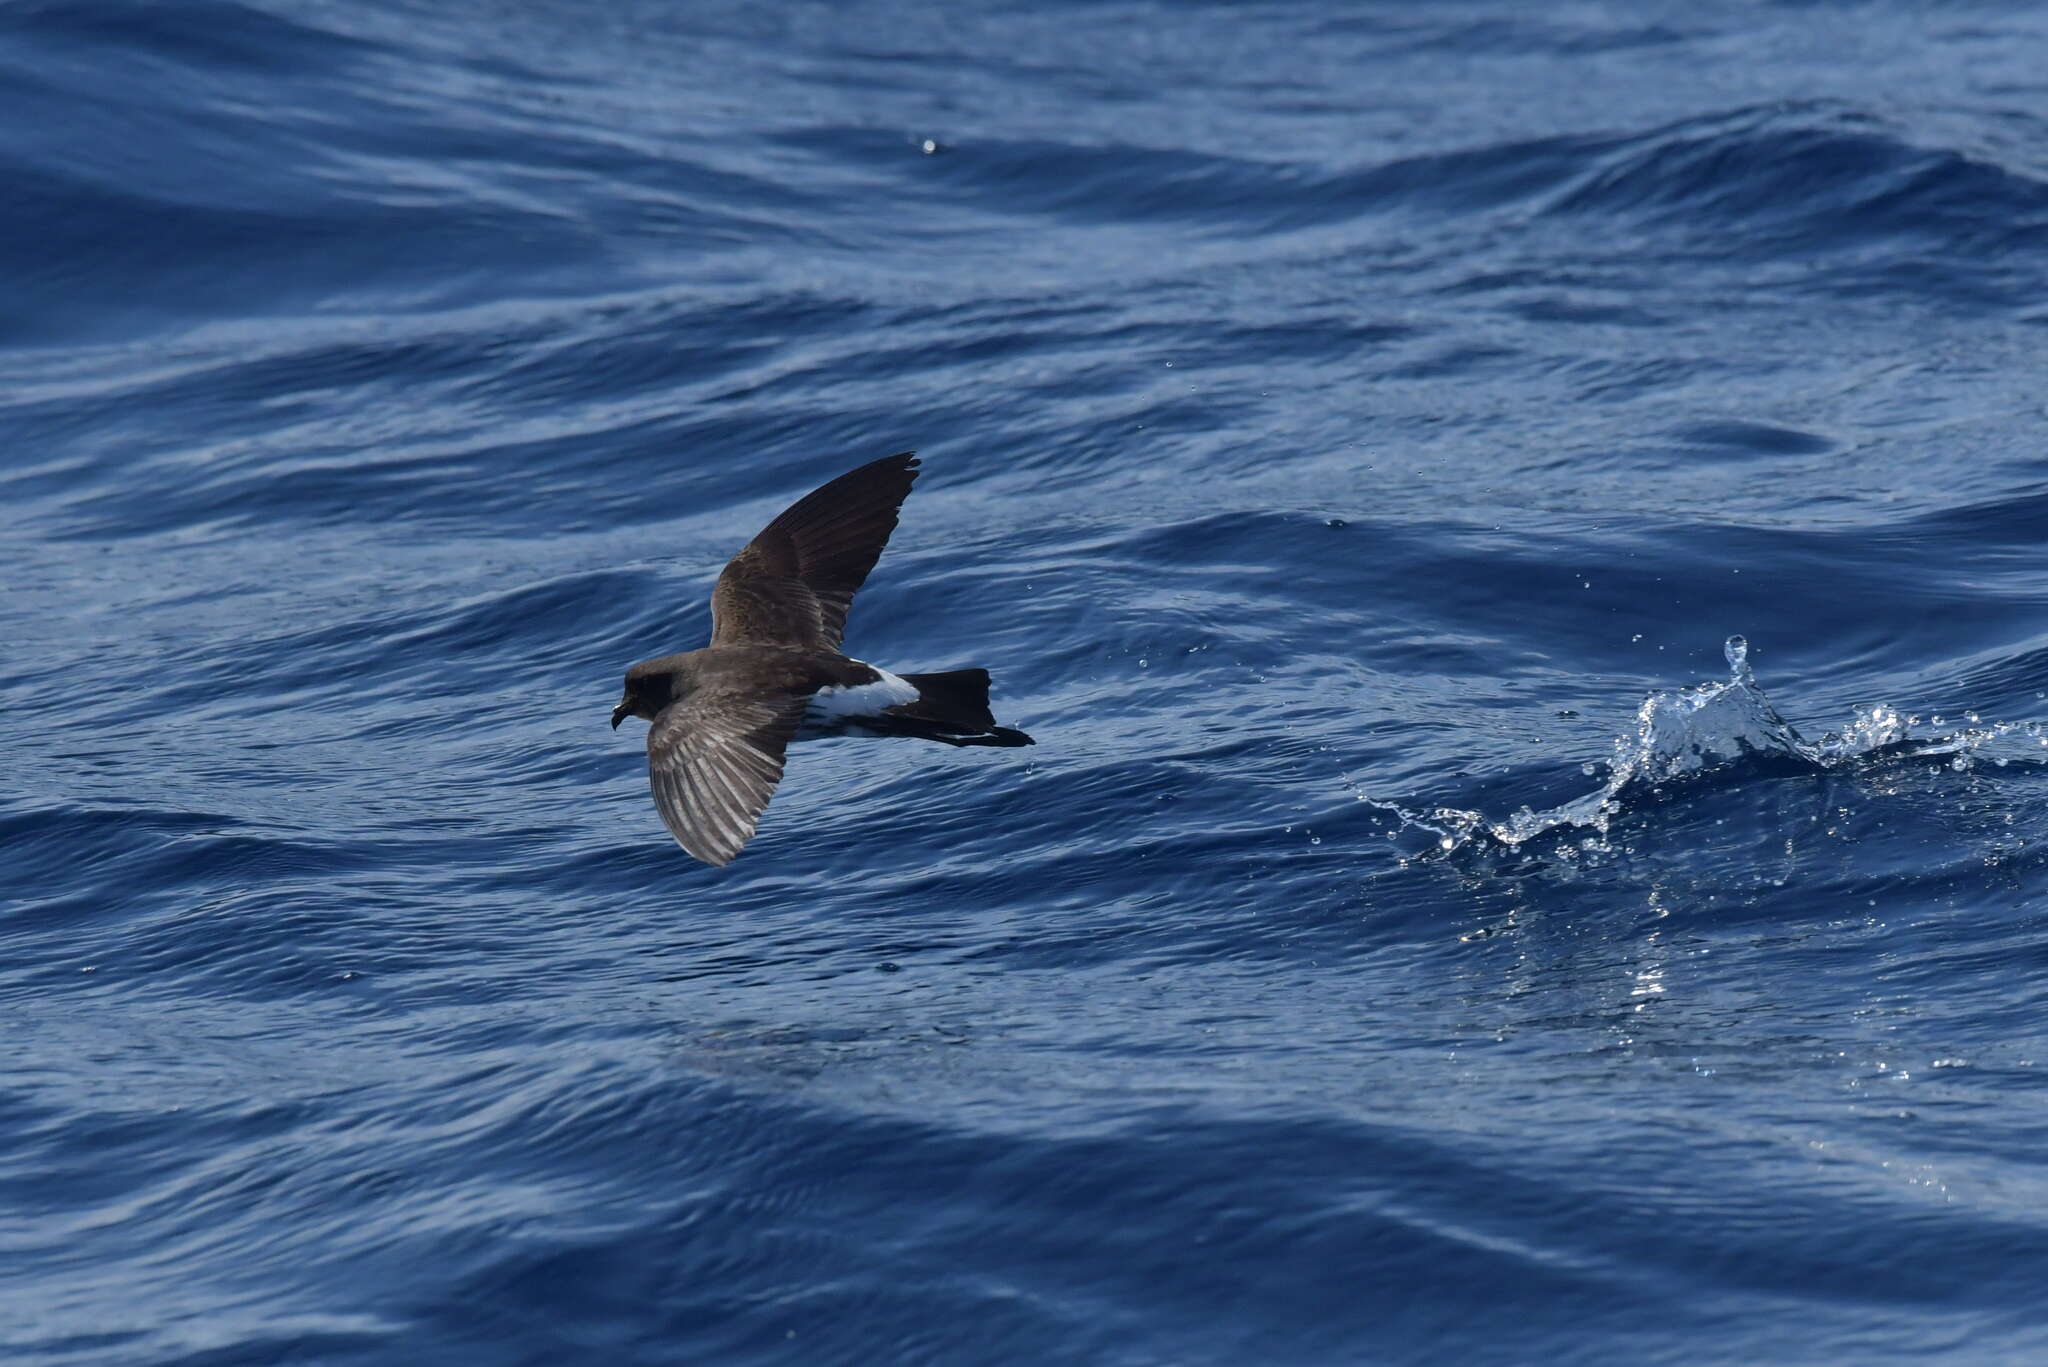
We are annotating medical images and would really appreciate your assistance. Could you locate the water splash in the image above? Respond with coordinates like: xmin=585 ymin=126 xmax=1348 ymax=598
xmin=1367 ymin=636 xmax=2045 ymax=857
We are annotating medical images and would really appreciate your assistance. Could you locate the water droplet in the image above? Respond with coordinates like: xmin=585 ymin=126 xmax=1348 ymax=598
xmin=1723 ymin=635 xmax=1750 ymax=678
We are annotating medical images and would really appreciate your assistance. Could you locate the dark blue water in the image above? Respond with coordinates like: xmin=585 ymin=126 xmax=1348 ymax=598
xmin=8 ymin=2 xmax=2048 ymax=1362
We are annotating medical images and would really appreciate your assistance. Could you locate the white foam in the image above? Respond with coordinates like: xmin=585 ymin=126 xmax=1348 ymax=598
xmin=1359 ymin=635 xmax=2046 ymax=857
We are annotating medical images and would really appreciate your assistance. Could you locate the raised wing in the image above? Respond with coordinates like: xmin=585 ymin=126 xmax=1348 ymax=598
xmin=709 ymin=452 xmax=920 ymax=649
xmin=645 ymin=690 xmax=808 ymax=866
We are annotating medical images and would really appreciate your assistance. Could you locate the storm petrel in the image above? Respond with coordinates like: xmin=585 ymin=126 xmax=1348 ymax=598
xmin=611 ymin=452 xmax=1034 ymax=866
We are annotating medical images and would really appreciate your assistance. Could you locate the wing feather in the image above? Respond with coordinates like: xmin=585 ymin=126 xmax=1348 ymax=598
xmin=645 ymin=690 xmax=807 ymax=866
xmin=709 ymin=452 xmax=920 ymax=649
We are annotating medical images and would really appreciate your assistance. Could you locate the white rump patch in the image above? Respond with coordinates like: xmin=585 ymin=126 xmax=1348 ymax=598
xmin=797 ymin=665 xmax=920 ymax=739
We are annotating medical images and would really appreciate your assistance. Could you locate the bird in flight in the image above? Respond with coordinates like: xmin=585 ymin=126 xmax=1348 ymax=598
xmin=611 ymin=452 xmax=1033 ymax=866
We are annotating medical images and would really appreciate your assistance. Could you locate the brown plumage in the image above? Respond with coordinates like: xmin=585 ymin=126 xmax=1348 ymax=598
xmin=709 ymin=453 xmax=918 ymax=650
xmin=612 ymin=453 xmax=1034 ymax=867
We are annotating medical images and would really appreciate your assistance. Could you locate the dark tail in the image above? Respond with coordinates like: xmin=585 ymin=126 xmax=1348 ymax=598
xmin=899 ymin=669 xmax=998 ymax=729
xmin=876 ymin=669 xmax=1034 ymax=748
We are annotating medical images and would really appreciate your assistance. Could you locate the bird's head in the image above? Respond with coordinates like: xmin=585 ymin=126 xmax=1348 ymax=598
xmin=611 ymin=660 xmax=684 ymax=730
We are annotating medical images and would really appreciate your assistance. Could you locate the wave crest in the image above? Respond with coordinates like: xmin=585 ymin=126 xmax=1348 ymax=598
xmin=1372 ymin=636 xmax=2046 ymax=857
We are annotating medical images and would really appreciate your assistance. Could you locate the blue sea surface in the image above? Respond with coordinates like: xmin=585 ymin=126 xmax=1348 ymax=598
xmin=7 ymin=1 xmax=2048 ymax=1363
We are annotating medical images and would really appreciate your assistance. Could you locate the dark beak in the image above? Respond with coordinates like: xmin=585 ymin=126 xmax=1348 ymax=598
xmin=610 ymin=701 xmax=631 ymax=730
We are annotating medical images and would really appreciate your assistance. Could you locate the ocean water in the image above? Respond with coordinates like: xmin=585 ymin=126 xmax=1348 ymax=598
xmin=6 ymin=1 xmax=2048 ymax=1362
